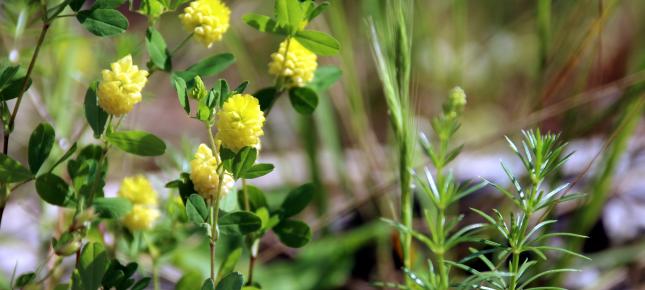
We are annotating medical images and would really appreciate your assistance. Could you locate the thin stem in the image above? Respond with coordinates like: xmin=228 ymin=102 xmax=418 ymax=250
xmin=0 ymin=20 xmax=51 ymax=229
xmin=206 ymin=123 xmax=225 ymax=282
xmin=171 ymin=33 xmax=194 ymax=56
xmin=247 ymin=253 xmax=256 ymax=285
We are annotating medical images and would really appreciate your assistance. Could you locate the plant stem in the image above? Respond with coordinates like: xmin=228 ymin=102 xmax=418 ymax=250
xmin=0 ymin=20 xmax=51 ymax=229
xmin=171 ymin=33 xmax=194 ymax=56
xmin=206 ymin=123 xmax=225 ymax=282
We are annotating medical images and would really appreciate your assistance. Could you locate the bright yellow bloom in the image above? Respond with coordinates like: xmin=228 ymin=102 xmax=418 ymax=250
xmin=97 ymin=55 xmax=148 ymax=115
xmin=216 ymin=94 xmax=265 ymax=152
xmin=268 ymin=39 xmax=318 ymax=88
xmin=179 ymin=0 xmax=230 ymax=48
xmin=118 ymin=175 xmax=158 ymax=206
xmin=190 ymin=144 xmax=234 ymax=199
xmin=123 ymin=204 xmax=160 ymax=231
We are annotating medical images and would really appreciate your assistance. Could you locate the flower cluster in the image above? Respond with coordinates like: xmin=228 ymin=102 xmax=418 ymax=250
xmin=179 ymin=0 xmax=231 ymax=48
xmin=268 ymin=39 xmax=318 ymax=88
xmin=118 ymin=176 xmax=160 ymax=231
xmin=443 ymin=86 xmax=467 ymax=118
xmin=97 ymin=55 xmax=149 ymax=115
xmin=216 ymin=94 xmax=265 ymax=152
xmin=190 ymin=144 xmax=234 ymax=199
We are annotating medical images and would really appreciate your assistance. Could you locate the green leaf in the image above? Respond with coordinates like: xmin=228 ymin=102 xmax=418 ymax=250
xmin=216 ymin=248 xmax=242 ymax=282
xmin=14 ymin=272 xmax=36 ymax=288
xmin=131 ymin=278 xmax=151 ymax=290
xmin=84 ymin=81 xmax=108 ymax=138
xmin=93 ymin=197 xmax=132 ymax=219
xmin=77 ymin=9 xmax=129 ymax=37
xmin=146 ymin=27 xmax=171 ymax=71
xmin=232 ymin=81 xmax=249 ymax=94
xmin=69 ymin=0 xmax=85 ymax=11
xmin=176 ymin=53 xmax=235 ymax=81
xmin=218 ymin=211 xmax=262 ymax=235
xmin=307 ymin=1 xmax=329 ymax=21
xmin=242 ymin=13 xmax=284 ymax=34
xmin=275 ymin=0 xmax=304 ymax=34
xmin=237 ymin=185 xmax=268 ymax=212
xmin=273 ymin=219 xmax=311 ymax=248
xmin=0 ymin=66 xmax=31 ymax=101
xmin=0 ymin=64 xmax=19 ymax=88
xmin=28 ymin=123 xmax=55 ymax=174
xmin=138 ymin=0 xmax=166 ymax=20
xmin=294 ymin=30 xmax=340 ymax=56
xmin=288 ymin=86 xmax=318 ymax=115
xmin=106 ymin=130 xmax=166 ymax=156
xmin=309 ymin=66 xmax=342 ymax=93
xmin=232 ymin=147 xmax=257 ymax=179
xmin=171 ymin=73 xmax=190 ymax=113
xmin=281 ymin=183 xmax=314 ymax=218
xmin=78 ymin=243 xmax=109 ymax=290
xmin=243 ymin=163 xmax=274 ymax=179
xmin=202 ymin=278 xmax=215 ymax=290
xmin=0 ymin=154 xmax=33 ymax=183
xmin=176 ymin=272 xmax=203 ymax=290
xmin=254 ymin=87 xmax=278 ymax=113
xmin=215 ymin=272 xmax=244 ymax=290
xmin=92 ymin=0 xmax=125 ymax=9
xmin=36 ymin=173 xmax=74 ymax=207
xmin=186 ymin=194 xmax=209 ymax=224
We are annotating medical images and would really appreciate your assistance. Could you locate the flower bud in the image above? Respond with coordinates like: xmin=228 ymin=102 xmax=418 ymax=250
xmin=53 ymin=232 xmax=82 ymax=256
xmin=190 ymin=76 xmax=208 ymax=100
xmin=443 ymin=86 xmax=467 ymax=118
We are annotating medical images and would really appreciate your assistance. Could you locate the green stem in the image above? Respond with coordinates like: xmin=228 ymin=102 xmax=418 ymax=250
xmin=206 ymin=123 xmax=225 ymax=282
xmin=171 ymin=33 xmax=194 ymax=56
xmin=400 ymin=144 xmax=413 ymax=271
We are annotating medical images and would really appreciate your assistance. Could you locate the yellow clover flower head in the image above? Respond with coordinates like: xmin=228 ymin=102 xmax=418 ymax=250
xmin=123 ymin=204 xmax=160 ymax=231
xmin=118 ymin=175 xmax=158 ymax=206
xmin=179 ymin=0 xmax=231 ymax=48
xmin=97 ymin=55 xmax=149 ymax=115
xmin=216 ymin=94 xmax=265 ymax=152
xmin=190 ymin=144 xmax=235 ymax=199
xmin=268 ymin=39 xmax=318 ymax=88
xmin=118 ymin=175 xmax=159 ymax=231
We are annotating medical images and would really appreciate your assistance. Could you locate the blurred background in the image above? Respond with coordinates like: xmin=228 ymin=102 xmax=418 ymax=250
xmin=1 ymin=0 xmax=645 ymax=289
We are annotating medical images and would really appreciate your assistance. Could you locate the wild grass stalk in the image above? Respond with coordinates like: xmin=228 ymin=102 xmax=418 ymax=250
xmin=537 ymin=0 xmax=551 ymax=74
xmin=369 ymin=0 xmax=416 ymax=277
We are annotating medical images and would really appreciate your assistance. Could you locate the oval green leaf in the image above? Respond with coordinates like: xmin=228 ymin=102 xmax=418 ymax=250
xmin=36 ymin=173 xmax=74 ymax=207
xmin=215 ymin=272 xmax=244 ymax=290
xmin=186 ymin=194 xmax=209 ymax=224
xmin=106 ymin=130 xmax=166 ymax=156
xmin=77 ymin=9 xmax=129 ymax=37
xmin=28 ymin=123 xmax=55 ymax=174
xmin=280 ymin=183 xmax=315 ymax=219
xmin=0 ymin=154 xmax=33 ymax=183
xmin=146 ymin=27 xmax=171 ymax=71
xmin=288 ymin=87 xmax=318 ymax=115
xmin=273 ymin=219 xmax=311 ymax=248
xmin=83 ymin=81 xmax=108 ymax=138
xmin=93 ymin=197 xmax=132 ymax=219
xmin=218 ymin=211 xmax=262 ymax=235
xmin=294 ymin=30 xmax=340 ymax=56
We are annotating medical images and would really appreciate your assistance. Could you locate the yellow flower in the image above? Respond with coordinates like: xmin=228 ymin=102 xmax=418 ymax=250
xmin=97 ymin=55 xmax=148 ymax=115
xmin=268 ymin=39 xmax=318 ymax=88
xmin=216 ymin=94 xmax=265 ymax=152
xmin=118 ymin=175 xmax=158 ymax=206
xmin=190 ymin=144 xmax=235 ymax=199
xmin=123 ymin=204 xmax=160 ymax=231
xmin=179 ymin=0 xmax=230 ymax=48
